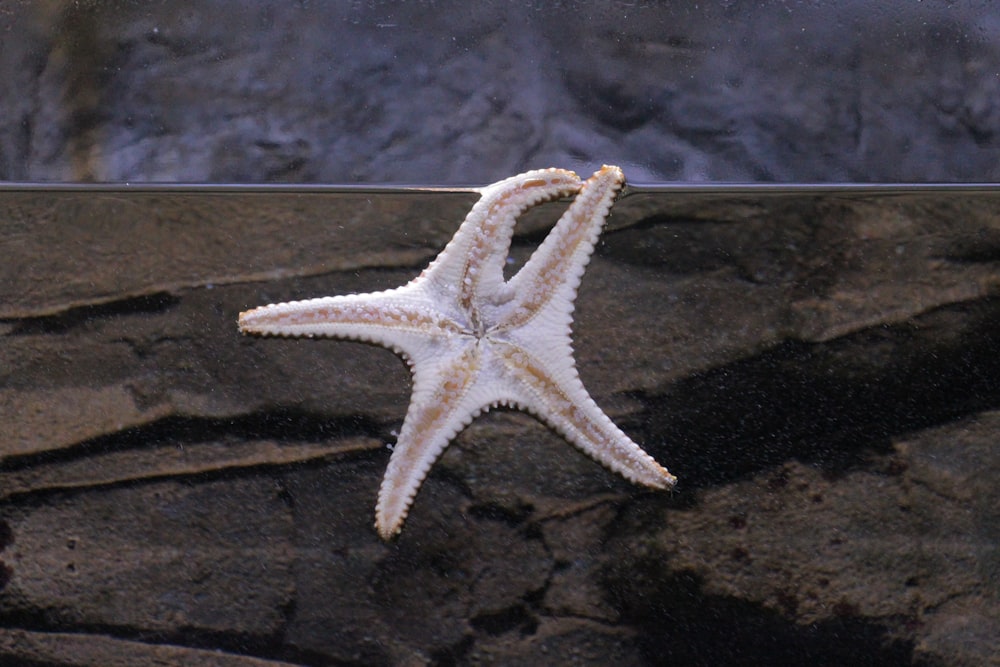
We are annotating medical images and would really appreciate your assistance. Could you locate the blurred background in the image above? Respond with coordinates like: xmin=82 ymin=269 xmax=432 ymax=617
xmin=2 ymin=1 xmax=999 ymax=184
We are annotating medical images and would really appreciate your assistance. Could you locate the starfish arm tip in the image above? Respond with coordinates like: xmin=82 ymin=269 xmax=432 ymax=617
xmin=375 ymin=514 xmax=403 ymax=541
xmin=237 ymin=308 xmax=263 ymax=334
xmin=236 ymin=309 xmax=255 ymax=332
xmin=374 ymin=487 xmax=407 ymax=541
xmin=653 ymin=469 xmax=679 ymax=489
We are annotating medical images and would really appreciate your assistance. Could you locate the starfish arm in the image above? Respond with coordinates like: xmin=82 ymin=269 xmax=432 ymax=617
xmin=375 ymin=345 xmax=497 ymax=539
xmin=238 ymin=285 xmax=458 ymax=361
xmin=420 ymin=168 xmax=582 ymax=305
xmin=496 ymin=340 xmax=676 ymax=490
xmin=497 ymin=165 xmax=625 ymax=333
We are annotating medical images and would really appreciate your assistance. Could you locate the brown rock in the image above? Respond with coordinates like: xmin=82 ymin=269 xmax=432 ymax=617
xmin=3 ymin=188 xmax=1000 ymax=664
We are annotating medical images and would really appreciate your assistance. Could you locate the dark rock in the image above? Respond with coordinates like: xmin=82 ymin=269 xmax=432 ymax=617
xmin=3 ymin=187 xmax=999 ymax=664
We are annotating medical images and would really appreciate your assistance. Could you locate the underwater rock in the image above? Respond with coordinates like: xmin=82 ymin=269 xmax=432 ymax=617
xmin=2 ymin=188 xmax=999 ymax=664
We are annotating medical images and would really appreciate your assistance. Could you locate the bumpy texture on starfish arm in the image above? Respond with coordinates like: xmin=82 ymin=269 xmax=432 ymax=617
xmin=239 ymin=166 xmax=676 ymax=540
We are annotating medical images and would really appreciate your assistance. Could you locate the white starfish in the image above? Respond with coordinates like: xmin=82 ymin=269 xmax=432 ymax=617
xmin=239 ymin=166 xmax=676 ymax=539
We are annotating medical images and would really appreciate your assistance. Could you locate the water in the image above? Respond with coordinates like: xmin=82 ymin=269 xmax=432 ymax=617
xmin=1 ymin=184 xmax=998 ymax=664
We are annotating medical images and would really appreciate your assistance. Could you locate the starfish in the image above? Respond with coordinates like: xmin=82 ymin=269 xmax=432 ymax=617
xmin=239 ymin=165 xmax=676 ymax=539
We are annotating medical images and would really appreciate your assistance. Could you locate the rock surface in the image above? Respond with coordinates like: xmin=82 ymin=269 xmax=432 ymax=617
xmin=2 ymin=188 xmax=999 ymax=665
xmin=2 ymin=3 xmax=1000 ymax=183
